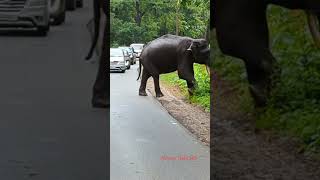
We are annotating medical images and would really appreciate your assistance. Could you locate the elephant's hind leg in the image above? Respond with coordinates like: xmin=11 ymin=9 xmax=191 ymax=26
xmin=152 ymin=74 xmax=164 ymax=98
xmin=139 ymin=69 xmax=151 ymax=96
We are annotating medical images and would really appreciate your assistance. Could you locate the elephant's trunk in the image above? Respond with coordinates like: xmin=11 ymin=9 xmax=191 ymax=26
xmin=137 ymin=59 xmax=142 ymax=81
xmin=306 ymin=11 xmax=320 ymax=48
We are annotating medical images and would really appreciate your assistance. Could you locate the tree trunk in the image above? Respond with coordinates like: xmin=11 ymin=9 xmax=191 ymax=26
xmin=134 ymin=0 xmax=144 ymax=27
xmin=176 ymin=7 xmax=179 ymax=35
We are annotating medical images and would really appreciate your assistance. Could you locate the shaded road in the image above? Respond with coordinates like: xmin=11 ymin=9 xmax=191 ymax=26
xmin=0 ymin=0 xmax=107 ymax=179
xmin=110 ymin=64 xmax=209 ymax=180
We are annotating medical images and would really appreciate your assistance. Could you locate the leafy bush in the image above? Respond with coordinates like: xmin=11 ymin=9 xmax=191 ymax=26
xmin=161 ymin=64 xmax=210 ymax=111
xmin=211 ymin=6 xmax=320 ymax=152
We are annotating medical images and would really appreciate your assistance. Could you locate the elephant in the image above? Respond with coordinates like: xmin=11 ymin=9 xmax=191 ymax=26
xmin=211 ymin=0 xmax=320 ymax=107
xmin=137 ymin=34 xmax=210 ymax=98
xmin=85 ymin=0 xmax=109 ymax=108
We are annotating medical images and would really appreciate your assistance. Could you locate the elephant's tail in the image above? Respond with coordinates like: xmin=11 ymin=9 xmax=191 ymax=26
xmin=85 ymin=19 xmax=97 ymax=60
xmin=137 ymin=59 xmax=142 ymax=81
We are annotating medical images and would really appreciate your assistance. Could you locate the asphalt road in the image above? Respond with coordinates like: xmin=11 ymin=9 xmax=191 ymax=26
xmin=110 ymin=64 xmax=210 ymax=180
xmin=0 ymin=1 xmax=108 ymax=179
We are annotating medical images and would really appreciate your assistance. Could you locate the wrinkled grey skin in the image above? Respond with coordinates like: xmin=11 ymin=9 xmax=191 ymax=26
xmin=137 ymin=34 xmax=210 ymax=97
xmin=85 ymin=0 xmax=107 ymax=61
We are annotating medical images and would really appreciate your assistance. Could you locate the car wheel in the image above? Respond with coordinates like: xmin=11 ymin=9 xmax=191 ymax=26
xmin=127 ymin=65 xmax=131 ymax=70
xmin=76 ymin=0 xmax=83 ymax=8
xmin=37 ymin=24 xmax=50 ymax=36
xmin=51 ymin=10 xmax=66 ymax=25
xmin=66 ymin=0 xmax=76 ymax=11
xmin=121 ymin=70 xmax=126 ymax=73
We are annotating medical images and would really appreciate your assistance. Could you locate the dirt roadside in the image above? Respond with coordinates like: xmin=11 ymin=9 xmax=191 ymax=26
xmin=211 ymin=72 xmax=320 ymax=180
xmin=146 ymin=78 xmax=210 ymax=146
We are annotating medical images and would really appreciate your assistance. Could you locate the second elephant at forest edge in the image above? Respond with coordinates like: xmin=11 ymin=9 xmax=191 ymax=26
xmin=211 ymin=0 xmax=320 ymax=107
xmin=137 ymin=34 xmax=210 ymax=97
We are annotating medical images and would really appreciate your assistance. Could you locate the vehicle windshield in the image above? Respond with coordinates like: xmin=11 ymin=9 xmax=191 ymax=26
xmin=126 ymin=48 xmax=132 ymax=53
xmin=110 ymin=49 xmax=123 ymax=57
xmin=119 ymin=47 xmax=132 ymax=53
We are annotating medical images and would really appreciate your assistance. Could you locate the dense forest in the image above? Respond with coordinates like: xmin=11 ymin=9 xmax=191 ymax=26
xmin=212 ymin=6 xmax=320 ymax=153
xmin=111 ymin=0 xmax=209 ymax=47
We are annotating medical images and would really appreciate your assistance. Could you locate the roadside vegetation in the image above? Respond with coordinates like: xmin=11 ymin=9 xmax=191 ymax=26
xmin=212 ymin=6 xmax=320 ymax=153
xmin=111 ymin=0 xmax=210 ymax=109
xmin=161 ymin=64 xmax=210 ymax=112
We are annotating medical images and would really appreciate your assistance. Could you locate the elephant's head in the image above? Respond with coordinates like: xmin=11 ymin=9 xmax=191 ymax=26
xmin=306 ymin=11 xmax=320 ymax=48
xmin=186 ymin=39 xmax=210 ymax=65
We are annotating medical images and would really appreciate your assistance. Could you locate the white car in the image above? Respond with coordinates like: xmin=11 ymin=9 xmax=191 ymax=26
xmin=0 ymin=0 xmax=51 ymax=36
xmin=110 ymin=48 xmax=127 ymax=73
xmin=130 ymin=43 xmax=144 ymax=59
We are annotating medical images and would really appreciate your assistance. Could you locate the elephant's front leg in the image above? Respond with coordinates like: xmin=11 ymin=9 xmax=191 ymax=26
xmin=139 ymin=69 xmax=150 ymax=96
xmin=153 ymin=74 xmax=164 ymax=97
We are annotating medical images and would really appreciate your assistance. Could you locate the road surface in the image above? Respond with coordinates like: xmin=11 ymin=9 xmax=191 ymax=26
xmin=0 ymin=1 xmax=108 ymax=179
xmin=110 ymin=64 xmax=210 ymax=180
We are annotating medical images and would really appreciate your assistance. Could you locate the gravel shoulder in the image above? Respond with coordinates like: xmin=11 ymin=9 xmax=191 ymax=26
xmin=146 ymin=78 xmax=210 ymax=146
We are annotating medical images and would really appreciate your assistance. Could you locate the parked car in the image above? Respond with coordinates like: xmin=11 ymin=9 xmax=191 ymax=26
xmin=0 ymin=0 xmax=51 ymax=36
xmin=122 ymin=49 xmax=131 ymax=69
xmin=110 ymin=48 xmax=127 ymax=73
xmin=130 ymin=43 xmax=145 ymax=59
xmin=119 ymin=46 xmax=136 ymax=65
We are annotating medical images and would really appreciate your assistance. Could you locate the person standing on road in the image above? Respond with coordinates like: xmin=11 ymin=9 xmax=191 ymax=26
xmin=86 ymin=0 xmax=109 ymax=108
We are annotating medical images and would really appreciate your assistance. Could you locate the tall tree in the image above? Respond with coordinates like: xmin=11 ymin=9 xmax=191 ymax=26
xmin=111 ymin=0 xmax=209 ymax=46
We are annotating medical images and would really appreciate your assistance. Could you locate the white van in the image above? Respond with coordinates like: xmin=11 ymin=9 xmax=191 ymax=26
xmin=130 ymin=43 xmax=145 ymax=59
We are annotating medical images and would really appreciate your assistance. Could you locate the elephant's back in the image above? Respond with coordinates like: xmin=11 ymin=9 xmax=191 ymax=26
xmin=141 ymin=36 xmax=181 ymax=58
xmin=142 ymin=34 xmax=190 ymax=55
xmin=140 ymin=35 xmax=185 ymax=73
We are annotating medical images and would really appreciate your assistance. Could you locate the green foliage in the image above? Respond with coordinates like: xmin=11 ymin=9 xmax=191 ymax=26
xmin=212 ymin=6 xmax=320 ymax=152
xmin=111 ymin=0 xmax=209 ymax=46
xmin=161 ymin=64 xmax=210 ymax=111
